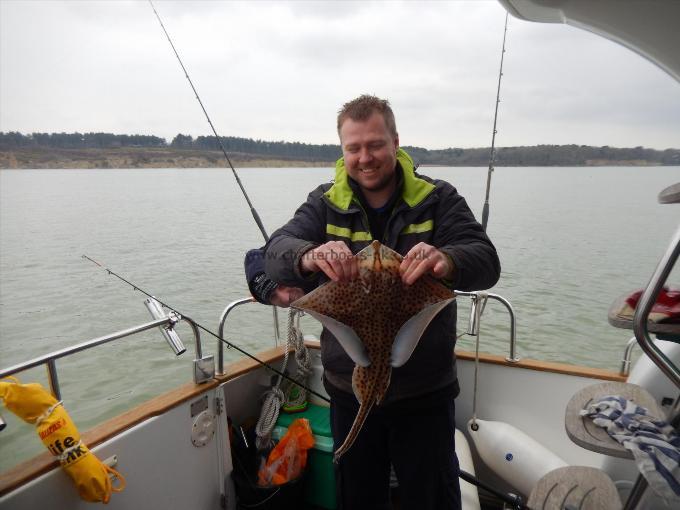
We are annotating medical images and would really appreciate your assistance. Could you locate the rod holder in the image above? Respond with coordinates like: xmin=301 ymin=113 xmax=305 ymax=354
xmin=145 ymin=298 xmax=186 ymax=356
xmin=467 ymin=294 xmax=482 ymax=336
xmin=456 ymin=290 xmax=519 ymax=362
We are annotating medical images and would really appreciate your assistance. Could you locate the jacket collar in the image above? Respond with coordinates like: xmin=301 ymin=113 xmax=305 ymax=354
xmin=325 ymin=148 xmax=436 ymax=211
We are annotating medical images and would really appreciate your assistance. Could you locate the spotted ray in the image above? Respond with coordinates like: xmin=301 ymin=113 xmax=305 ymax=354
xmin=291 ymin=240 xmax=455 ymax=462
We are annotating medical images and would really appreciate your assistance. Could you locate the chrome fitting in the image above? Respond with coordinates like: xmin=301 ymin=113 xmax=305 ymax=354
xmin=145 ymin=298 xmax=187 ymax=356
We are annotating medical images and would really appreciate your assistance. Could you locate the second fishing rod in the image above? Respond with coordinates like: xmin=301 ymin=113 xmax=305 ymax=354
xmin=149 ymin=0 xmax=268 ymax=242
xmin=147 ymin=1 xmax=289 ymax=370
xmin=82 ymin=254 xmax=330 ymax=405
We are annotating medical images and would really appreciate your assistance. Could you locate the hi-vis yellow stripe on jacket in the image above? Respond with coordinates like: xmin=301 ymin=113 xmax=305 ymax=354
xmin=327 ymin=220 xmax=434 ymax=241
xmin=401 ymin=220 xmax=434 ymax=235
xmin=325 ymin=224 xmax=372 ymax=241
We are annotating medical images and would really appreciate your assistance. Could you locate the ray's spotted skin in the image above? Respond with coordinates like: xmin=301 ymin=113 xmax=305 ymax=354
xmin=292 ymin=241 xmax=454 ymax=462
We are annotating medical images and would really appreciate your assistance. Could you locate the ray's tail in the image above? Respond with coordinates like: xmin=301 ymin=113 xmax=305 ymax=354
xmin=333 ymin=377 xmax=377 ymax=463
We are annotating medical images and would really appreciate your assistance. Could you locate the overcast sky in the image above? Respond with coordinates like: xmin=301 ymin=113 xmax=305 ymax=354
xmin=1 ymin=0 xmax=679 ymax=150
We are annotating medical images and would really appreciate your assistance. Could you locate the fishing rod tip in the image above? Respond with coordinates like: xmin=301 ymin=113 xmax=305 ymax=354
xmin=82 ymin=254 xmax=103 ymax=267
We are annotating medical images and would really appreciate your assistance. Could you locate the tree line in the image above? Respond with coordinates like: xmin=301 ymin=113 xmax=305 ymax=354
xmin=170 ymin=133 xmax=341 ymax=161
xmin=0 ymin=131 xmax=166 ymax=149
xmin=1 ymin=131 xmax=678 ymax=166
xmin=403 ymin=144 xmax=680 ymax=166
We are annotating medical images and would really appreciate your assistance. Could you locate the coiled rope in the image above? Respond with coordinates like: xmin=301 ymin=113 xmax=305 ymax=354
xmin=255 ymin=309 xmax=312 ymax=450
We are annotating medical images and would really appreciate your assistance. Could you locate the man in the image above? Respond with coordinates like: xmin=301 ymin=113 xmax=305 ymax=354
xmin=264 ymin=95 xmax=500 ymax=509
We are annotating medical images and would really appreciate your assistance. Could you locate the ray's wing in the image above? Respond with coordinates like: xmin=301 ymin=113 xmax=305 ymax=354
xmin=378 ymin=244 xmax=456 ymax=367
xmin=303 ymin=308 xmax=371 ymax=367
xmin=292 ymin=281 xmax=372 ymax=367
xmin=391 ymin=297 xmax=455 ymax=367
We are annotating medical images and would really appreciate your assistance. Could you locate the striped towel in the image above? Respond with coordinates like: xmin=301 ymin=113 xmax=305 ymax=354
xmin=581 ymin=395 xmax=680 ymax=503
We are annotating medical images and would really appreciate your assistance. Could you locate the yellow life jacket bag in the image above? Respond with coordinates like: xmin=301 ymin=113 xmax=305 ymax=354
xmin=0 ymin=378 xmax=125 ymax=503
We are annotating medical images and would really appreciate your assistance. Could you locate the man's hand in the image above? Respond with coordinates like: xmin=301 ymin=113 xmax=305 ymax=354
xmin=400 ymin=242 xmax=455 ymax=285
xmin=300 ymin=241 xmax=358 ymax=282
xmin=269 ymin=286 xmax=305 ymax=307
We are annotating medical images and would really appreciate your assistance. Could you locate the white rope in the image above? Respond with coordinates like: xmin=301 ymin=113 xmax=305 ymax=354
xmin=283 ymin=311 xmax=312 ymax=409
xmin=35 ymin=400 xmax=63 ymax=428
xmin=255 ymin=387 xmax=285 ymax=450
xmin=57 ymin=440 xmax=84 ymax=463
xmin=254 ymin=309 xmax=312 ymax=450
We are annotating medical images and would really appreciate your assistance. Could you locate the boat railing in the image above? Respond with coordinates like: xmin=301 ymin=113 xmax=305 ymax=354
xmin=217 ymin=298 xmax=282 ymax=376
xmin=632 ymin=222 xmax=680 ymax=389
xmin=455 ymin=291 xmax=519 ymax=362
xmin=0 ymin=299 xmax=210 ymax=402
xmin=217 ymin=292 xmax=519 ymax=373
xmin=620 ymin=336 xmax=638 ymax=377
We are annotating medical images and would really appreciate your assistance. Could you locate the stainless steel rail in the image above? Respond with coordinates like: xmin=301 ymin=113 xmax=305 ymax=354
xmin=632 ymin=224 xmax=680 ymax=389
xmin=215 ymin=291 xmax=518 ymax=375
xmin=455 ymin=291 xmax=519 ymax=362
xmin=217 ymin=297 xmax=256 ymax=376
xmin=186 ymin=320 xmax=203 ymax=359
xmin=620 ymin=336 xmax=638 ymax=377
xmin=0 ymin=317 xmax=174 ymax=400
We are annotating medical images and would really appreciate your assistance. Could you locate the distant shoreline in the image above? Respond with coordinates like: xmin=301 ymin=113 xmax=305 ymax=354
xmin=0 ymin=146 xmax=677 ymax=169
xmin=0 ymin=147 xmax=334 ymax=169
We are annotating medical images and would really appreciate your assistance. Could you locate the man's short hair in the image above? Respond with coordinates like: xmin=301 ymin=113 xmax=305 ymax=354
xmin=337 ymin=95 xmax=398 ymax=139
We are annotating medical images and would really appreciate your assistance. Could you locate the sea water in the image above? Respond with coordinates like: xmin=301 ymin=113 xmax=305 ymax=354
xmin=1 ymin=165 xmax=679 ymax=470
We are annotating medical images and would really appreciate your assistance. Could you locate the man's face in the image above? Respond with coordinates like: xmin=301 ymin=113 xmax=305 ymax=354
xmin=339 ymin=112 xmax=399 ymax=194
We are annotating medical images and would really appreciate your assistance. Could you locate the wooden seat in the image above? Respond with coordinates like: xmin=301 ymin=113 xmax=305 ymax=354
xmin=564 ymin=382 xmax=665 ymax=458
xmin=528 ymin=466 xmax=622 ymax=510
xmin=607 ymin=292 xmax=680 ymax=339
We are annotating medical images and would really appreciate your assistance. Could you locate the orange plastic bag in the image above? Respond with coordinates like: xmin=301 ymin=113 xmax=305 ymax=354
xmin=257 ymin=418 xmax=315 ymax=486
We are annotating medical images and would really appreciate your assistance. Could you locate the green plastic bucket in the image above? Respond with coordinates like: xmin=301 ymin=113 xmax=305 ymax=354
xmin=274 ymin=404 xmax=336 ymax=509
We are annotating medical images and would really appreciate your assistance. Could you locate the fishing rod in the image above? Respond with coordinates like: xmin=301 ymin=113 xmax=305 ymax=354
xmin=148 ymin=0 xmax=283 ymax=357
xmin=81 ymin=254 xmax=329 ymax=404
xmin=148 ymin=0 xmax=268 ymax=242
xmin=459 ymin=470 xmax=526 ymax=510
xmin=481 ymin=12 xmax=509 ymax=232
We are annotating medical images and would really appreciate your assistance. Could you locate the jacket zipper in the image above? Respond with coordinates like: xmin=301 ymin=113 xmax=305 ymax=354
xmin=351 ymin=198 xmax=373 ymax=241
xmin=381 ymin=205 xmax=401 ymax=246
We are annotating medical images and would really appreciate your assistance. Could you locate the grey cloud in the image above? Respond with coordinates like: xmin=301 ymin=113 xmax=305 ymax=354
xmin=0 ymin=0 xmax=677 ymax=150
